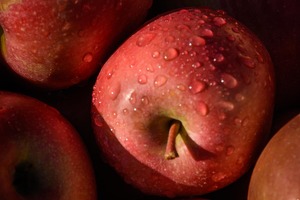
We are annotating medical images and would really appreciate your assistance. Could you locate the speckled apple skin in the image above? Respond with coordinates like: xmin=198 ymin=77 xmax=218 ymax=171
xmin=0 ymin=0 xmax=152 ymax=89
xmin=0 ymin=91 xmax=97 ymax=200
xmin=248 ymin=114 xmax=300 ymax=200
xmin=92 ymin=8 xmax=275 ymax=197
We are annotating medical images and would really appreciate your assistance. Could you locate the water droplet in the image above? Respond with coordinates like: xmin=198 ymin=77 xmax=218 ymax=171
xmin=218 ymin=101 xmax=235 ymax=111
xmin=226 ymin=146 xmax=235 ymax=155
xmin=138 ymin=74 xmax=148 ymax=84
xmin=234 ymin=117 xmax=243 ymax=126
xmin=112 ymin=112 xmax=118 ymax=118
xmin=213 ymin=17 xmax=227 ymax=26
xmin=152 ymin=51 xmax=160 ymax=58
xmin=197 ymin=101 xmax=209 ymax=116
xmin=163 ymin=48 xmax=179 ymax=61
xmin=189 ymin=80 xmax=206 ymax=94
xmin=212 ymin=172 xmax=226 ymax=182
xmin=136 ymin=33 xmax=156 ymax=47
xmin=213 ymin=53 xmax=225 ymax=63
xmin=129 ymin=91 xmax=137 ymax=105
xmin=176 ymin=24 xmax=191 ymax=32
xmin=176 ymin=84 xmax=186 ymax=91
xmin=200 ymin=28 xmax=214 ymax=37
xmin=235 ymin=93 xmax=245 ymax=102
xmin=192 ymin=62 xmax=202 ymax=69
xmin=227 ymin=35 xmax=235 ymax=41
xmin=141 ymin=96 xmax=149 ymax=105
xmin=93 ymin=115 xmax=103 ymax=127
xmin=165 ymin=35 xmax=175 ymax=43
xmin=146 ymin=64 xmax=154 ymax=72
xmin=232 ymin=27 xmax=239 ymax=33
xmin=189 ymin=36 xmax=206 ymax=46
xmin=108 ymin=82 xmax=121 ymax=100
xmin=107 ymin=71 xmax=114 ymax=79
xmin=154 ymin=75 xmax=168 ymax=87
xmin=256 ymin=51 xmax=265 ymax=63
xmin=123 ymin=108 xmax=129 ymax=115
xmin=239 ymin=54 xmax=256 ymax=68
xmin=83 ymin=53 xmax=93 ymax=63
xmin=221 ymin=73 xmax=238 ymax=88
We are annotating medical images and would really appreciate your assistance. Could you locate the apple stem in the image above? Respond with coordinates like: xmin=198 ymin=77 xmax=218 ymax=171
xmin=164 ymin=120 xmax=181 ymax=160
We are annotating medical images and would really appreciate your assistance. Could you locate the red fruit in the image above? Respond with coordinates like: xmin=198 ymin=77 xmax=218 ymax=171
xmin=248 ymin=114 xmax=300 ymax=200
xmin=92 ymin=8 xmax=275 ymax=197
xmin=221 ymin=0 xmax=300 ymax=110
xmin=0 ymin=91 xmax=97 ymax=200
xmin=0 ymin=0 xmax=152 ymax=89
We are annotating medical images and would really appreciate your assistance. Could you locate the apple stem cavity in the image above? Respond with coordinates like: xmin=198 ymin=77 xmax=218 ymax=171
xmin=164 ymin=120 xmax=181 ymax=160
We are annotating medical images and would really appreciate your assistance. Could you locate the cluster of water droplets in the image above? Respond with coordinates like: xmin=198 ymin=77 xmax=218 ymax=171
xmin=99 ymin=8 xmax=268 ymax=140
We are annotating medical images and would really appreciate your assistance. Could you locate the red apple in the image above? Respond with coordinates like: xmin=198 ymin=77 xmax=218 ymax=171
xmin=0 ymin=0 xmax=152 ymax=89
xmin=248 ymin=113 xmax=300 ymax=200
xmin=92 ymin=8 xmax=275 ymax=197
xmin=220 ymin=0 xmax=300 ymax=111
xmin=0 ymin=91 xmax=97 ymax=199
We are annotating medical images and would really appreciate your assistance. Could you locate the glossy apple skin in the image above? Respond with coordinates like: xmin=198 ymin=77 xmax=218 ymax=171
xmin=92 ymin=8 xmax=275 ymax=197
xmin=0 ymin=91 xmax=97 ymax=200
xmin=220 ymin=0 xmax=300 ymax=111
xmin=0 ymin=0 xmax=152 ymax=89
xmin=248 ymin=114 xmax=300 ymax=200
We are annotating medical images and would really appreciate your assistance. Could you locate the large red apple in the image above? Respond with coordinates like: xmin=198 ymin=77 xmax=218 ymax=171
xmin=248 ymin=113 xmax=300 ymax=200
xmin=92 ymin=8 xmax=275 ymax=197
xmin=0 ymin=0 xmax=152 ymax=89
xmin=0 ymin=91 xmax=97 ymax=199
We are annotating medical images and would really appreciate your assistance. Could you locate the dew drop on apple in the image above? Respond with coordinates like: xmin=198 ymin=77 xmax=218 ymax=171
xmin=197 ymin=101 xmax=209 ymax=116
xmin=146 ymin=64 xmax=154 ymax=72
xmin=189 ymin=80 xmax=206 ymax=94
xmin=220 ymin=73 xmax=238 ymax=88
xmin=138 ymin=74 xmax=148 ymax=84
xmin=213 ymin=17 xmax=227 ymax=26
xmin=163 ymin=48 xmax=179 ymax=61
xmin=129 ymin=91 xmax=137 ymax=105
xmin=234 ymin=117 xmax=243 ymax=126
xmin=226 ymin=146 xmax=235 ymax=155
xmin=213 ymin=53 xmax=225 ymax=63
xmin=122 ymin=108 xmax=129 ymax=115
xmin=83 ymin=53 xmax=93 ymax=63
xmin=136 ymin=33 xmax=156 ymax=47
xmin=165 ymin=35 xmax=175 ymax=43
xmin=93 ymin=115 xmax=103 ymax=127
xmin=176 ymin=24 xmax=191 ymax=32
xmin=212 ymin=172 xmax=226 ymax=182
xmin=239 ymin=55 xmax=256 ymax=68
xmin=176 ymin=84 xmax=186 ymax=91
xmin=191 ymin=62 xmax=202 ymax=69
xmin=141 ymin=96 xmax=149 ymax=105
xmin=154 ymin=75 xmax=168 ymax=87
xmin=108 ymin=82 xmax=121 ymax=100
xmin=107 ymin=71 xmax=114 ymax=79
xmin=152 ymin=51 xmax=160 ymax=59
xmin=235 ymin=93 xmax=245 ymax=102
xmin=189 ymin=35 xmax=206 ymax=47
xmin=200 ymin=28 xmax=214 ymax=37
xmin=218 ymin=101 xmax=235 ymax=111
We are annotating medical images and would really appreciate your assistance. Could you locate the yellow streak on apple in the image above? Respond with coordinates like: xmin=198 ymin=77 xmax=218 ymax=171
xmin=0 ymin=0 xmax=21 ymax=11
